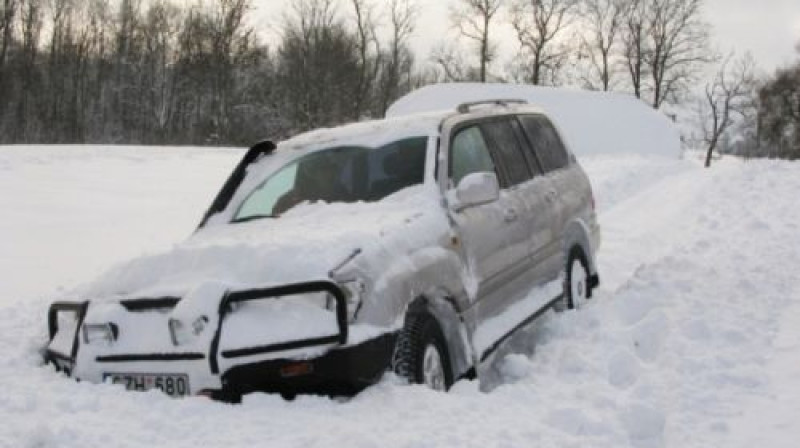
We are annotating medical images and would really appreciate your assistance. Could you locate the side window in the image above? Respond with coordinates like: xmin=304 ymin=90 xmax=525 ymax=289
xmin=450 ymin=126 xmax=497 ymax=187
xmin=510 ymin=118 xmax=543 ymax=175
xmin=480 ymin=119 xmax=532 ymax=187
xmin=519 ymin=115 xmax=570 ymax=173
xmin=366 ymin=137 xmax=427 ymax=200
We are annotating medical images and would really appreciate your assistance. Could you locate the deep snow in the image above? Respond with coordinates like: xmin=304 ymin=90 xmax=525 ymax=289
xmin=1 ymin=145 xmax=799 ymax=447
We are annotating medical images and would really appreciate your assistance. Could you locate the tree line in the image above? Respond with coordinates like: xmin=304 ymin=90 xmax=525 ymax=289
xmin=0 ymin=0 xmax=796 ymax=160
xmin=444 ymin=0 xmax=711 ymax=110
xmin=750 ymin=58 xmax=800 ymax=160
xmin=0 ymin=0 xmax=423 ymax=146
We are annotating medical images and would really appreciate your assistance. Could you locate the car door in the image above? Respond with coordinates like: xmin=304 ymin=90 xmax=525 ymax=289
xmin=455 ymin=117 xmax=556 ymax=326
xmin=446 ymin=120 xmax=547 ymax=340
xmin=476 ymin=118 xmax=537 ymax=279
xmin=446 ymin=124 xmax=514 ymax=286
xmin=479 ymin=117 xmax=562 ymax=313
xmin=517 ymin=114 xmax=574 ymax=279
xmin=526 ymin=115 xmax=591 ymax=224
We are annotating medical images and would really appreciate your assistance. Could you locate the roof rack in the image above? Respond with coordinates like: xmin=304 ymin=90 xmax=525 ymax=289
xmin=456 ymin=99 xmax=528 ymax=114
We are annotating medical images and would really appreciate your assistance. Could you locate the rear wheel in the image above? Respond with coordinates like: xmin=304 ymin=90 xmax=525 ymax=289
xmin=393 ymin=313 xmax=453 ymax=391
xmin=565 ymin=247 xmax=591 ymax=310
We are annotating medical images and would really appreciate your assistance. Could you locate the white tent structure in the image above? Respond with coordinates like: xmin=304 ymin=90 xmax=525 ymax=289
xmin=386 ymin=83 xmax=682 ymax=159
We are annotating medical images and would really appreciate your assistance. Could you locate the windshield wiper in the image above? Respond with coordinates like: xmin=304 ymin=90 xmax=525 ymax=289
xmin=231 ymin=213 xmax=279 ymax=224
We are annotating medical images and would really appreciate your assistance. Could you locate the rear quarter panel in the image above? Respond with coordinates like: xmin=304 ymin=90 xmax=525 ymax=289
xmin=557 ymin=162 xmax=600 ymax=274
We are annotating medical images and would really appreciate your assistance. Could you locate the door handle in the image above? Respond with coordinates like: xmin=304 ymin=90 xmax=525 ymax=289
xmin=504 ymin=208 xmax=518 ymax=223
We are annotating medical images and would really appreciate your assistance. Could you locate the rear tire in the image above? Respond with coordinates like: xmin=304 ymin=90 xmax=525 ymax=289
xmin=392 ymin=313 xmax=453 ymax=391
xmin=564 ymin=247 xmax=591 ymax=310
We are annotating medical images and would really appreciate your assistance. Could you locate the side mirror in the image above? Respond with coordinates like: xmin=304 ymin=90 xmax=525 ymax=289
xmin=453 ymin=172 xmax=500 ymax=211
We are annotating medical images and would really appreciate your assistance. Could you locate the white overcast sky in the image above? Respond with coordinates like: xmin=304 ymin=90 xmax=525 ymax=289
xmin=257 ymin=0 xmax=800 ymax=73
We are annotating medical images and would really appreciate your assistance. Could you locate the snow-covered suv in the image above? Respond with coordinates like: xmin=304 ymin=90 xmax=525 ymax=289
xmin=44 ymin=99 xmax=600 ymax=400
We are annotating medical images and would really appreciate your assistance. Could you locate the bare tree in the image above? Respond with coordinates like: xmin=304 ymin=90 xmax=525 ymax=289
xmin=215 ymin=0 xmax=254 ymax=140
xmin=45 ymin=0 xmax=75 ymax=141
xmin=699 ymin=52 xmax=757 ymax=167
xmin=430 ymin=43 xmax=478 ymax=82
xmin=450 ymin=0 xmax=503 ymax=82
xmin=141 ymin=0 xmax=181 ymax=142
xmin=645 ymin=0 xmax=710 ymax=108
xmin=579 ymin=0 xmax=625 ymax=91
xmin=112 ymin=0 xmax=144 ymax=142
xmin=377 ymin=0 xmax=416 ymax=114
xmin=0 ymin=0 xmax=15 ymax=126
xmin=619 ymin=0 xmax=646 ymax=99
xmin=0 ymin=0 xmax=15 ymax=84
xmin=758 ymin=58 xmax=800 ymax=160
xmin=277 ymin=0 xmax=360 ymax=131
xmin=349 ymin=0 xmax=379 ymax=118
xmin=76 ymin=0 xmax=113 ymax=142
xmin=509 ymin=0 xmax=577 ymax=85
xmin=16 ymin=0 xmax=43 ymax=141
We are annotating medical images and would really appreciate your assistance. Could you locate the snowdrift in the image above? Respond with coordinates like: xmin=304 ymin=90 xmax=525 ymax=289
xmin=2 ymin=146 xmax=800 ymax=447
xmin=387 ymin=83 xmax=682 ymax=159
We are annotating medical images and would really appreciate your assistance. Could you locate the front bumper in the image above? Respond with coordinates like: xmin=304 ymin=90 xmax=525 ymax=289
xmin=43 ymin=281 xmax=394 ymax=399
xmin=219 ymin=332 xmax=396 ymax=401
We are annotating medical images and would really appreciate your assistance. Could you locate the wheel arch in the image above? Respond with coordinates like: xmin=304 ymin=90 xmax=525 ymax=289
xmin=403 ymin=294 xmax=474 ymax=382
xmin=562 ymin=218 xmax=598 ymax=276
xmin=357 ymin=247 xmax=476 ymax=381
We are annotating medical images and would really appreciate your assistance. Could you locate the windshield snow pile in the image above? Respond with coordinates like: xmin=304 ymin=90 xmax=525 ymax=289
xmin=80 ymin=185 xmax=447 ymax=301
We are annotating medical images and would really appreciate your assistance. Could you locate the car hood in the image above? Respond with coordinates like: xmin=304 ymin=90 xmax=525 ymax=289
xmin=78 ymin=187 xmax=447 ymax=301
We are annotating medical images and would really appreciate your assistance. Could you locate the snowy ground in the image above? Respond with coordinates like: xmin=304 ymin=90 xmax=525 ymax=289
xmin=1 ymin=145 xmax=799 ymax=447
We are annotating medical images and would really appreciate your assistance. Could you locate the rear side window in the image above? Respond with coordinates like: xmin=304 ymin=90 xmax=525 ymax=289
xmin=519 ymin=115 xmax=570 ymax=173
xmin=480 ymin=119 xmax=532 ymax=187
xmin=365 ymin=137 xmax=427 ymax=200
xmin=450 ymin=126 xmax=497 ymax=186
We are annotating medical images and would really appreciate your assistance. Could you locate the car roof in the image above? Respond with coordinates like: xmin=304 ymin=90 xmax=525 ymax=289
xmin=444 ymin=102 xmax=547 ymax=123
xmin=276 ymin=101 xmax=548 ymax=154
xmin=277 ymin=111 xmax=452 ymax=153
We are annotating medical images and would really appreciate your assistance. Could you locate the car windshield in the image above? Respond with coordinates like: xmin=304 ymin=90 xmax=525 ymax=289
xmin=233 ymin=136 xmax=428 ymax=222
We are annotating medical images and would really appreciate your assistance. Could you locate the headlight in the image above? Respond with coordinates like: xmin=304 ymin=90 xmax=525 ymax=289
xmin=168 ymin=316 xmax=208 ymax=346
xmin=82 ymin=323 xmax=118 ymax=345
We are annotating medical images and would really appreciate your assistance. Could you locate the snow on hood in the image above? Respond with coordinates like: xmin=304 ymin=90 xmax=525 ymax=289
xmin=79 ymin=186 xmax=446 ymax=301
xmin=387 ymin=83 xmax=681 ymax=159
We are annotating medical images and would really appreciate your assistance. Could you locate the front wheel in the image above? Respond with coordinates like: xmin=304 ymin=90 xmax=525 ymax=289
xmin=565 ymin=247 xmax=591 ymax=310
xmin=393 ymin=313 xmax=453 ymax=391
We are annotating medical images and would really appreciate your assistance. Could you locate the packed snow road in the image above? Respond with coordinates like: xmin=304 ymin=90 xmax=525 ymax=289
xmin=1 ymin=146 xmax=798 ymax=447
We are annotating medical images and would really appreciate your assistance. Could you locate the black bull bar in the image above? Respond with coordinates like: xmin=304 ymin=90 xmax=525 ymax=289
xmin=45 ymin=281 xmax=349 ymax=376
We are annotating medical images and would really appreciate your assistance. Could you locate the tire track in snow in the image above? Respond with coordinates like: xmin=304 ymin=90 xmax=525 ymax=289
xmin=592 ymin=157 xmax=711 ymax=293
xmin=490 ymin=159 xmax=800 ymax=447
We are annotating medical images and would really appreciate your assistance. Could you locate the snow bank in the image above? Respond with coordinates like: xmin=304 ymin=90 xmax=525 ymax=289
xmin=0 ymin=145 xmax=241 ymax=301
xmin=3 ymin=146 xmax=800 ymax=447
xmin=387 ymin=83 xmax=682 ymax=158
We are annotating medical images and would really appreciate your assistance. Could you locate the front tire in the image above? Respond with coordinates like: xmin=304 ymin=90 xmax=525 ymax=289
xmin=565 ymin=247 xmax=591 ymax=310
xmin=393 ymin=313 xmax=453 ymax=391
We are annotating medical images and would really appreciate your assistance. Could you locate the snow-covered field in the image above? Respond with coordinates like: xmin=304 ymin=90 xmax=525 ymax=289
xmin=1 ymin=145 xmax=799 ymax=447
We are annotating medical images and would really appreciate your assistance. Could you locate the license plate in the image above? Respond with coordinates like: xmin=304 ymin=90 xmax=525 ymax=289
xmin=104 ymin=372 xmax=190 ymax=397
